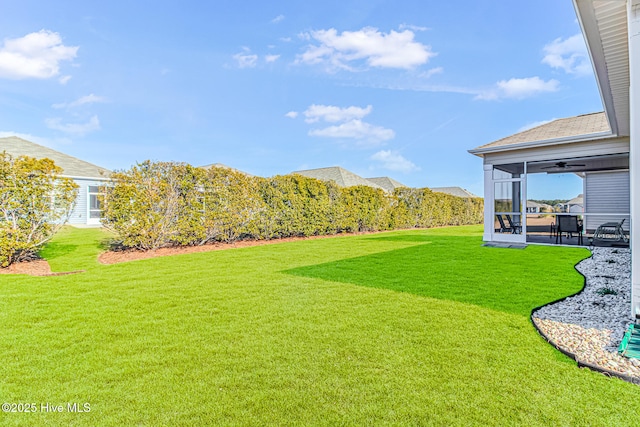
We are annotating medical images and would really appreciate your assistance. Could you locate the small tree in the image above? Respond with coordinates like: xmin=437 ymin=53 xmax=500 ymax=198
xmin=100 ymin=161 xmax=203 ymax=250
xmin=0 ymin=152 xmax=78 ymax=267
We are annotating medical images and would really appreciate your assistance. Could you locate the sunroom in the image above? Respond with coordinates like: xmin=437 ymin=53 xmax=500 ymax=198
xmin=469 ymin=112 xmax=630 ymax=247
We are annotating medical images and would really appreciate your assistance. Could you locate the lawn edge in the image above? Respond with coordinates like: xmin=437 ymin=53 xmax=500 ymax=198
xmin=530 ymin=251 xmax=640 ymax=386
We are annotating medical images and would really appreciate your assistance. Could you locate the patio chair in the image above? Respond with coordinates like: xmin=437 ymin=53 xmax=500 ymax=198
xmin=506 ymin=215 xmax=522 ymax=234
xmin=593 ymin=218 xmax=628 ymax=243
xmin=556 ymin=215 xmax=583 ymax=245
xmin=495 ymin=215 xmax=511 ymax=233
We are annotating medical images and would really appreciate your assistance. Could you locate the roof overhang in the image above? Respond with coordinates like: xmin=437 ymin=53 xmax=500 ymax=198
xmin=574 ymin=0 xmax=630 ymax=137
xmin=468 ymin=130 xmax=616 ymax=156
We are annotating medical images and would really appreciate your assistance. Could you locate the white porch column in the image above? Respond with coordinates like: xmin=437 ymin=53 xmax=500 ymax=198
xmin=483 ymin=163 xmax=493 ymax=241
xmin=629 ymin=0 xmax=640 ymax=316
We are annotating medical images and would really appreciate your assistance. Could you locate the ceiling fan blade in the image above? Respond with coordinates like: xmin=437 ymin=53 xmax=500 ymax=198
xmin=540 ymin=162 xmax=586 ymax=170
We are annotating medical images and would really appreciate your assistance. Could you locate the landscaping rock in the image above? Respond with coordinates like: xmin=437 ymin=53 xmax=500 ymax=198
xmin=532 ymin=247 xmax=640 ymax=380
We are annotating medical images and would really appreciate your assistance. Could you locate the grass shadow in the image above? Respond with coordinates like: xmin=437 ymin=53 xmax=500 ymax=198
xmin=285 ymin=235 xmax=589 ymax=317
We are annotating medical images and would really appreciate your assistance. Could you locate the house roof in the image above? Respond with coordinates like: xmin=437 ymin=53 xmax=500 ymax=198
xmin=527 ymin=200 xmax=552 ymax=209
xmin=0 ymin=136 xmax=110 ymax=179
xmin=366 ymin=177 xmax=407 ymax=192
xmin=430 ymin=186 xmax=479 ymax=198
xmin=567 ymin=194 xmax=584 ymax=206
xmin=200 ymin=162 xmax=255 ymax=177
xmin=469 ymin=112 xmax=612 ymax=155
xmin=292 ymin=166 xmax=385 ymax=191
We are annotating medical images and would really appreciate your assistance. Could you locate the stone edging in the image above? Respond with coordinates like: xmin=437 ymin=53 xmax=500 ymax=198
xmin=529 ymin=252 xmax=640 ymax=385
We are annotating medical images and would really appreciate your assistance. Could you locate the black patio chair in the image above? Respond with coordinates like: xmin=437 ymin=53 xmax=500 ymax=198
xmin=506 ymin=215 xmax=522 ymax=234
xmin=495 ymin=215 xmax=511 ymax=233
xmin=556 ymin=215 xmax=583 ymax=245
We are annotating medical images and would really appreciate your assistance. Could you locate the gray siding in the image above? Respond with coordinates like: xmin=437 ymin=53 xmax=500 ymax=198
xmin=584 ymin=171 xmax=630 ymax=232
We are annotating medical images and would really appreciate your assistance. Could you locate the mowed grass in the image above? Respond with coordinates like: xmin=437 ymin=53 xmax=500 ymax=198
xmin=1 ymin=225 xmax=638 ymax=426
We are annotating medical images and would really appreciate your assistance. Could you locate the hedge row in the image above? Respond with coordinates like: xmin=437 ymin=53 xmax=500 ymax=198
xmin=100 ymin=161 xmax=483 ymax=250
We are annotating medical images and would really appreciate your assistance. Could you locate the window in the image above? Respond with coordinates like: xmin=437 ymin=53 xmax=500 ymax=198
xmin=88 ymin=185 xmax=102 ymax=219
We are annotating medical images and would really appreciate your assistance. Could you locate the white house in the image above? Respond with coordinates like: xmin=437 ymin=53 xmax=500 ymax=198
xmin=469 ymin=0 xmax=640 ymax=316
xmin=1 ymin=136 xmax=111 ymax=226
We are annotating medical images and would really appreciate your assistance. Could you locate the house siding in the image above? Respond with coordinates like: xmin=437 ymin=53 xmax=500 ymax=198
xmin=584 ymin=170 xmax=630 ymax=232
xmin=67 ymin=178 xmax=108 ymax=225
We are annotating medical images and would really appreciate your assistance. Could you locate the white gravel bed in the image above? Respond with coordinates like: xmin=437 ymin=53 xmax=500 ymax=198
xmin=532 ymin=247 xmax=640 ymax=380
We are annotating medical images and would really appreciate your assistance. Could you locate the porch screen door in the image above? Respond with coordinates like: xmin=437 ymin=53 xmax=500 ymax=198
xmin=492 ymin=163 xmax=525 ymax=243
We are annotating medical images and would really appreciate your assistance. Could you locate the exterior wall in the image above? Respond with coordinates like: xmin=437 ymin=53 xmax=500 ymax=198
xmin=482 ymin=164 xmax=493 ymax=241
xmin=67 ymin=178 xmax=108 ymax=225
xmin=584 ymin=171 xmax=630 ymax=232
xmin=629 ymin=0 xmax=640 ymax=316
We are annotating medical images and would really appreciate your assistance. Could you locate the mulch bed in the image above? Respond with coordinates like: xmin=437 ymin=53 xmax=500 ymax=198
xmin=1 ymin=230 xmax=389 ymax=275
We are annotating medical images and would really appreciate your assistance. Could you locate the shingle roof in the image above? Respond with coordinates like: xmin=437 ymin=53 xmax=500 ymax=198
xmin=567 ymin=194 xmax=584 ymax=206
xmin=366 ymin=177 xmax=407 ymax=192
xmin=430 ymin=187 xmax=479 ymax=198
xmin=470 ymin=112 xmax=611 ymax=153
xmin=0 ymin=136 xmax=110 ymax=178
xmin=292 ymin=166 xmax=385 ymax=191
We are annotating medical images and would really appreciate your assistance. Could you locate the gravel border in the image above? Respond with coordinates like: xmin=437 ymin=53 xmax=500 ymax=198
xmin=531 ymin=247 xmax=640 ymax=384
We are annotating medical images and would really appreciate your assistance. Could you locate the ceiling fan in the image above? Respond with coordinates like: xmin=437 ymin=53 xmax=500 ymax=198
xmin=541 ymin=161 xmax=586 ymax=170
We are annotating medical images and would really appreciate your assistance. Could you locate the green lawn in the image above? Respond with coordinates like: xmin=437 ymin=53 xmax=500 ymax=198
xmin=1 ymin=225 xmax=638 ymax=426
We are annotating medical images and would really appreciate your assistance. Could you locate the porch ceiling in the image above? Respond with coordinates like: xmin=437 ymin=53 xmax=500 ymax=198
xmin=526 ymin=153 xmax=629 ymax=174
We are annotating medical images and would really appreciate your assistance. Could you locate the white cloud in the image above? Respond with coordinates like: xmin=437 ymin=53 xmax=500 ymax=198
xmin=399 ymin=24 xmax=429 ymax=32
xmin=53 ymin=93 xmax=106 ymax=109
xmin=419 ymin=67 xmax=443 ymax=79
xmin=233 ymin=48 xmax=258 ymax=68
xmin=271 ymin=15 xmax=285 ymax=24
xmin=265 ymin=54 xmax=280 ymax=63
xmin=371 ymin=150 xmax=419 ymax=173
xmin=476 ymin=77 xmax=560 ymax=100
xmin=294 ymin=103 xmax=394 ymax=146
xmin=296 ymin=27 xmax=435 ymax=71
xmin=309 ymin=119 xmax=395 ymax=145
xmin=59 ymin=75 xmax=72 ymax=85
xmin=45 ymin=115 xmax=100 ymax=136
xmin=303 ymin=104 xmax=372 ymax=123
xmin=0 ymin=30 xmax=78 ymax=80
xmin=542 ymin=34 xmax=591 ymax=76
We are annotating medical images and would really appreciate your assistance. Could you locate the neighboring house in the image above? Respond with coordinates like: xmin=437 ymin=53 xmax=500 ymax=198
xmin=554 ymin=194 xmax=584 ymax=213
xmin=430 ymin=186 xmax=480 ymax=198
xmin=527 ymin=200 xmax=543 ymax=213
xmin=568 ymin=194 xmax=584 ymax=213
xmin=292 ymin=167 xmax=386 ymax=191
xmin=469 ymin=0 xmax=639 ymax=315
xmin=366 ymin=177 xmax=407 ymax=193
xmin=0 ymin=136 xmax=111 ymax=226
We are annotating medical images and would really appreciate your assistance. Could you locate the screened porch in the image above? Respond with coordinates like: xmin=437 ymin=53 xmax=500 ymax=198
xmin=490 ymin=153 xmax=630 ymax=247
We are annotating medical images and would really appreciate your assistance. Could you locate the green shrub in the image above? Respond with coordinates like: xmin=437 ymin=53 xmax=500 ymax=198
xmin=100 ymin=161 xmax=203 ymax=250
xmin=0 ymin=153 xmax=78 ymax=266
xmin=102 ymin=160 xmax=484 ymax=250
xmin=200 ymin=167 xmax=263 ymax=242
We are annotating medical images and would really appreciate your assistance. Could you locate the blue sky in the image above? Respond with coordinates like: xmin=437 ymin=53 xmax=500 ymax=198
xmin=0 ymin=0 xmax=604 ymax=198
